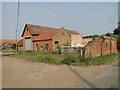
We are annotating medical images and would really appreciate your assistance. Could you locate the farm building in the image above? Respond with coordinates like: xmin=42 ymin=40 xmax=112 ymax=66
xmin=18 ymin=24 xmax=85 ymax=51
xmin=18 ymin=24 xmax=118 ymax=58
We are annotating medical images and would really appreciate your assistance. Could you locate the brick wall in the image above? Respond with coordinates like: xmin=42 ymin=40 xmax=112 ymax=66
xmin=85 ymin=38 xmax=118 ymax=58
xmin=32 ymin=40 xmax=52 ymax=51
xmin=22 ymin=27 xmax=32 ymax=51
xmin=71 ymin=34 xmax=84 ymax=47
xmin=102 ymin=39 xmax=111 ymax=55
xmin=83 ymin=38 xmax=93 ymax=46
xmin=18 ymin=46 xmax=23 ymax=51
xmin=52 ymin=29 xmax=71 ymax=51
xmin=111 ymin=40 xmax=118 ymax=54
xmin=61 ymin=46 xmax=78 ymax=54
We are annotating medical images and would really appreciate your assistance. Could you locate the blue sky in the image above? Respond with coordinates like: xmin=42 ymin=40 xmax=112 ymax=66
xmin=2 ymin=2 xmax=118 ymax=39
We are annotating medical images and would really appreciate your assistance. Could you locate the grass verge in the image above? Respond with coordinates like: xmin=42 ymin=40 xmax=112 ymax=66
xmin=7 ymin=51 xmax=119 ymax=66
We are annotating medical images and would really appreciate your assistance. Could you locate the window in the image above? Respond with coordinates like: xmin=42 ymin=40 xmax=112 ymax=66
xmin=40 ymin=46 xmax=43 ymax=49
xmin=36 ymin=44 xmax=38 ymax=51
xmin=106 ymin=42 xmax=108 ymax=48
xmin=45 ymin=44 xmax=49 ymax=50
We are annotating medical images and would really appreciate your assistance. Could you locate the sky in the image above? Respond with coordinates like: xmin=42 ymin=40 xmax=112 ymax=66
xmin=2 ymin=2 xmax=118 ymax=40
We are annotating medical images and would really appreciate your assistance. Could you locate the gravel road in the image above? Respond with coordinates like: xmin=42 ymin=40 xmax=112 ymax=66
xmin=2 ymin=56 xmax=119 ymax=88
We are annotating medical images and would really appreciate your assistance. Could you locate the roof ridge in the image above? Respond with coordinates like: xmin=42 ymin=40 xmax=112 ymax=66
xmin=26 ymin=24 xmax=78 ymax=32
xmin=40 ymin=30 xmax=59 ymax=34
xmin=26 ymin=24 xmax=60 ymax=30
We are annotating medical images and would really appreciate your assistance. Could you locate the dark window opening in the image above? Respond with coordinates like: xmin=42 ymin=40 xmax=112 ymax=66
xmin=40 ymin=46 xmax=43 ymax=49
xmin=45 ymin=44 xmax=49 ymax=50
xmin=55 ymin=41 xmax=59 ymax=51
xmin=106 ymin=42 xmax=108 ymax=48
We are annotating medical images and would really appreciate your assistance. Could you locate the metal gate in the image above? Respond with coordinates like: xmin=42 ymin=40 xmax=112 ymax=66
xmin=25 ymin=37 xmax=31 ymax=51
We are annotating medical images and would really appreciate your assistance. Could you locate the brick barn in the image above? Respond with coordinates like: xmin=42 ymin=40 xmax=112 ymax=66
xmin=18 ymin=24 xmax=83 ymax=51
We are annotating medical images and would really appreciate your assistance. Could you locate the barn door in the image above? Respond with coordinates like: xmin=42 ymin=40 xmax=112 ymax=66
xmin=25 ymin=37 xmax=31 ymax=51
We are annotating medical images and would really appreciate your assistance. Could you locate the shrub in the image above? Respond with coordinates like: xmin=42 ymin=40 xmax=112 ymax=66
xmin=11 ymin=44 xmax=16 ymax=49
xmin=61 ymin=53 xmax=80 ymax=65
xmin=63 ymin=42 xmax=71 ymax=46
xmin=57 ymin=45 xmax=61 ymax=54
xmin=117 ymin=36 xmax=120 ymax=51
xmin=32 ymin=52 xmax=63 ymax=64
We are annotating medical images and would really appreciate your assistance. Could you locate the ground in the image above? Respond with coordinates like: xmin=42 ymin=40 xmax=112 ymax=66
xmin=2 ymin=56 xmax=119 ymax=88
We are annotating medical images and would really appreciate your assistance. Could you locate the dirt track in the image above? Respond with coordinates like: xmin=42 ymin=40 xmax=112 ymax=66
xmin=2 ymin=56 xmax=119 ymax=88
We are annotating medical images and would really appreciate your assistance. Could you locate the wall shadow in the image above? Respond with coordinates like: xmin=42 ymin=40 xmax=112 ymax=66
xmin=67 ymin=65 xmax=98 ymax=88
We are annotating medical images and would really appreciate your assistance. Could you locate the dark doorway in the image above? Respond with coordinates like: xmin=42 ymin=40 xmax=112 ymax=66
xmin=55 ymin=41 xmax=59 ymax=51
xmin=45 ymin=44 xmax=49 ymax=50
xmin=36 ymin=44 xmax=38 ymax=51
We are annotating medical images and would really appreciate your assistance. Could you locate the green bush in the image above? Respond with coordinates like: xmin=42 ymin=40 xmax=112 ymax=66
xmin=57 ymin=45 xmax=61 ymax=54
xmin=30 ymin=51 xmax=63 ymax=64
xmin=63 ymin=42 xmax=71 ymax=46
xmin=117 ymin=36 xmax=120 ymax=51
xmin=11 ymin=44 xmax=16 ymax=49
xmin=61 ymin=53 xmax=80 ymax=65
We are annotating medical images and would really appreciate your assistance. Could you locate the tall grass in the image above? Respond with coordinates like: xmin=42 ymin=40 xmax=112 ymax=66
xmin=8 ymin=51 xmax=118 ymax=66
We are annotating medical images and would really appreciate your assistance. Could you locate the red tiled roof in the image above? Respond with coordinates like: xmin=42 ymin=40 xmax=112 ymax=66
xmin=0 ymin=39 xmax=20 ymax=45
xmin=22 ymin=24 xmax=80 ymax=36
xmin=27 ymin=24 xmax=59 ymax=35
xmin=33 ymin=30 xmax=58 ymax=41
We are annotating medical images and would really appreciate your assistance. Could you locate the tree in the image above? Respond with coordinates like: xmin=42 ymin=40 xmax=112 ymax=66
xmin=117 ymin=36 xmax=120 ymax=51
xmin=113 ymin=21 xmax=120 ymax=51
xmin=113 ymin=28 xmax=120 ymax=35
xmin=11 ymin=44 xmax=16 ymax=49
xmin=113 ymin=21 xmax=120 ymax=35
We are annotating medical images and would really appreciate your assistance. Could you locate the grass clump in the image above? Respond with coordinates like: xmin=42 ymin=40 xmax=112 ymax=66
xmin=88 ymin=53 xmax=118 ymax=65
xmin=33 ymin=52 xmax=63 ymax=64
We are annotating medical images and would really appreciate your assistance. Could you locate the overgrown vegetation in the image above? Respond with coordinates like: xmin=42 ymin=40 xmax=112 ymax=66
xmin=11 ymin=44 xmax=16 ymax=49
xmin=8 ymin=51 xmax=118 ymax=66
xmin=63 ymin=42 xmax=71 ymax=46
xmin=113 ymin=21 xmax=120 ymax=51
xmin=84 ymin=32 xmax=120 ymax=51
xmin=112 ymin=34 xmax=120 ymax=51
xmin=2 ymin=47 xmax=15 ymax=53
